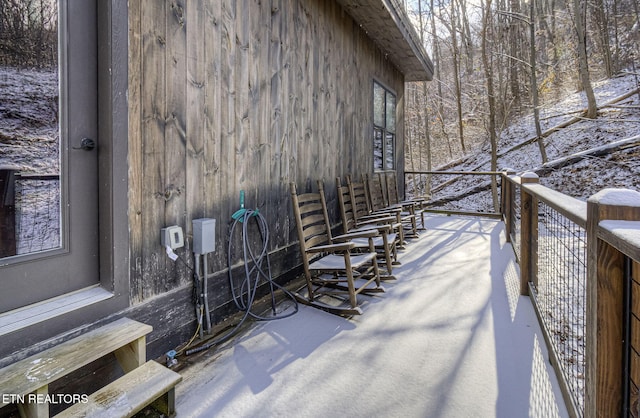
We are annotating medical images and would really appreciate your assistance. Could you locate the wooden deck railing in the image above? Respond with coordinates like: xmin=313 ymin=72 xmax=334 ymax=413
xmin=406 ymin=170 xmax=640 ymax=418
xmin=404 ymin=170 xmax=503 ymax=217
xmin=0 ymin=167 xmax=60 ymax=257
xmin=504 ymin=173 xmax=588 ymax=417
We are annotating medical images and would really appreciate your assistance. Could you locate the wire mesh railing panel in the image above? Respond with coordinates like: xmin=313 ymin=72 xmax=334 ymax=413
xmin=510 ymin=183 xmax=522 ymax=259
xmin=534 ymin=201 xmax=587 ymax=416
xmin=15 ymin=177 xmax=61 ymax=254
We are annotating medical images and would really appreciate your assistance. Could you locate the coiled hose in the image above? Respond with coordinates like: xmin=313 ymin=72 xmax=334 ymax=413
xmin=184 ymin=208 xmax=298 ymax=355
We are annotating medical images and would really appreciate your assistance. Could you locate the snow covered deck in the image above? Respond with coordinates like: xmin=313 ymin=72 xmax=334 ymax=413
xmin=173 ymin=214 xmax=569 ymax=417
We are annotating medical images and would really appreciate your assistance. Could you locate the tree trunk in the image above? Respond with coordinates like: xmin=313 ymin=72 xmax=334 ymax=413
xmin=530 ymin=0 xmax=548 ymax=163
xmin=481 ymin=0 xmax=499 ymax=210
xmin=573 ymin=0 xmax=598 ymax=119
xmin=592 ymin=0 xmax=613 ymax=77
xmin=418 ymin=0 xmax=432 ymax=193
xmin=509 ymin=0 xmax=522 ymax=112
xmin=450 ymin=0 xmax=466 ymax=154
xmin=459 ymin=0 xmax=474 ymax=75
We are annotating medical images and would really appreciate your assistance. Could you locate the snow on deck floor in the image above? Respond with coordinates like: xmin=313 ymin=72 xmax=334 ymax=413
xmin=174 ymin=215 xmax=569 ymax=418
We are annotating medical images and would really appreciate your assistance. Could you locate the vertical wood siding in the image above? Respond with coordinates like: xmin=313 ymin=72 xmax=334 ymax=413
xmin=128 ymin=0 xmax=405 ymax=303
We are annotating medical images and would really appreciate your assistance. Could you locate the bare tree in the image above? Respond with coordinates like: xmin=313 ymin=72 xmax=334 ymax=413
xmin=591 ymin=0 xmax=613 ymax=77
xmin=508 ymin=0 xmax=523 ymax=111
xmin=418 ymin=0 xmax=432 ymax=194
xmin=529 ymin=0 xmax=548 ymax=163
xmin=0 ymin=0 xmax=57 ymax=67
xmin=572 ymin=0 xmax=598 ymax=119
xmin=430 ymin=0 xmax=454 ymax=160
xmin=480 ymin=0 xmax=499 ymax=209
xmin=449 ymin=0 xmax=466 ymax=154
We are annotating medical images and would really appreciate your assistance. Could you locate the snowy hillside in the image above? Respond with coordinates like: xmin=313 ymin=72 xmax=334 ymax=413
xmin=431 ymin=72 xmax=640 ymax=204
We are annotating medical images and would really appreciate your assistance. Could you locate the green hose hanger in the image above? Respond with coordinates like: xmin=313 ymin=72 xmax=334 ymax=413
xmin=232 ymin=190 xmax=259 ymax=222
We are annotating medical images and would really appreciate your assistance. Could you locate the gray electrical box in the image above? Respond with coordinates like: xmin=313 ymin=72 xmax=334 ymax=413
xmin=193 ymin=218 xmax=216 ymax=254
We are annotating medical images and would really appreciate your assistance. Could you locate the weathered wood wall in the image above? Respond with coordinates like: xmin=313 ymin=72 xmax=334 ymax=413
xmin=128 ymin=0 xmax=405 ymax=305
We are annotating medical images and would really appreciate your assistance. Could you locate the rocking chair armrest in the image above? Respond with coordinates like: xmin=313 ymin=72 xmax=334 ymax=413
xmin=306 ymin=242 xmax=355 ymax=253
xmin=391 ymin=202 xmax=415 ymax=212
xmin=355 ymin=223 xmax=392 ymax=234
xmin=403 ymin=198 xmax=426 ymax=205
xmin=357 ymin=214 xmax=396 ymax=223
xmin=372 ymin=207 xmax=402 ymax=216
xmin=333 ymin=229 xmax=379 ymax=242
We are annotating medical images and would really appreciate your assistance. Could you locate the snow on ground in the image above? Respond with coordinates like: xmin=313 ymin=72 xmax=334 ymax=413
xmin=430 ymin=71 xmax=640 ymax=205
xmin=173 ymin=215 xmax=568 ymax=418
xmin=0 ymin=66 xmax=59 ymax=173
xmin=0 ymin=67 xmax=61 ymax=254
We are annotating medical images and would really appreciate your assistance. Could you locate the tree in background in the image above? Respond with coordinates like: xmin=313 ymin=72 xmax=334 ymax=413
xmin=403 ymin=0 xmax=637 ymax=168
xmin=572 ymin=0 xmax=598 ymax=119
xmin=480 ymin=0 xmax=499 ymax=209
xmin=0 ymin=0 xmax=57 ymax=68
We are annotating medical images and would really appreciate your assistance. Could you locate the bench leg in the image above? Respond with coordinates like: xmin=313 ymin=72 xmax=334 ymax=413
xmin=18 ymin=386 xmax=48 ymax=418
xmin=114 ymin=336 xmax=146 ymax=373
xmin=150 ymin=387 xmax=176 ymax=418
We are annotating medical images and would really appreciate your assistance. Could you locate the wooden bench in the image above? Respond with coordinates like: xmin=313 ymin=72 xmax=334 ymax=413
xmin=0 ymin=317 xmax=179 ymax=418
xmin=56 ymin=360 xmax=181 ymax=418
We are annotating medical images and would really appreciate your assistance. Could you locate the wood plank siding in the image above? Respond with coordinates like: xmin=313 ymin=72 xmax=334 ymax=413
xmin=128 ymin=0 xmax=406 ymax=304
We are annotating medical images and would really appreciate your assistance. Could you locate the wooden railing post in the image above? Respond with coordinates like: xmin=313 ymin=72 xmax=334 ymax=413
xmin=0 ymin=167 xmax=18 ymax=258
xmin=501 ymin=169 xmax=516 ymax=243
xmin=585 ymin=188 xmax=640 ymax=418
xmin=520 ymin=172 xmax=539 ymax=296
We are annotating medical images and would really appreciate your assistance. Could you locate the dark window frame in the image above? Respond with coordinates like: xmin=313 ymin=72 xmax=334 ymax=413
xmin=373 ymin=80 xmax=396 ymax=172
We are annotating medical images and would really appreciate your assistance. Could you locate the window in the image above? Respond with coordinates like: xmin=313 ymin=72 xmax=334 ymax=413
xmin=373 ymin=81 xmax=396 ymax=171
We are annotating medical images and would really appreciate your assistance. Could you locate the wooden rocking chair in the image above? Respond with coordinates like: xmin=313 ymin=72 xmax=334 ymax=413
xmin=366 ymin=173 xmax=418 ymax=238
xmin=334 ymin=178 xmax=398 ymax=277
xmin=384 ymin=170 xmax=426 ymax=230
xmin=290 ymin=182 xmax=384 ymax=315
xmin=346 ymin=174 xmax=406 ymax=246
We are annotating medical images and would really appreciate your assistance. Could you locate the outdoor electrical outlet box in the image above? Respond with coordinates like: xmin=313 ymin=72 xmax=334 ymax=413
xmin=193 ymin=218 xmax=216 ymax=254
xmin=161 ymin=225 xmax=184 ymax=250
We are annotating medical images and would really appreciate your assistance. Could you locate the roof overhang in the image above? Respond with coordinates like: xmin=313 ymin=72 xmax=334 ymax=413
xmin=335 ymin=0 xmax=434 ymax=82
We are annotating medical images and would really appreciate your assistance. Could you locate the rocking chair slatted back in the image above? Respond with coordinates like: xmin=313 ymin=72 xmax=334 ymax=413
xmin=336 ymin=178 xmax=358 ymax=234
xmin=385 ymin=171 xmax=401 ymax=205
xmin=347 ymin=176 xmax=373 ymax=223
xmin=290 ymin=184 xmax=331 ymax=262
xmin=366 ymin=173 xmax=388 ymax=212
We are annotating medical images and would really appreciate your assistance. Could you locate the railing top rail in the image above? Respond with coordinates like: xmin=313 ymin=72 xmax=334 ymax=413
xmin=599 ymin=220 xmax=640 ymax=263
xmin=504 ymin=174 xmax=522 ymax=185
xmin=522 ymin=183 xmax=588 ymax=228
